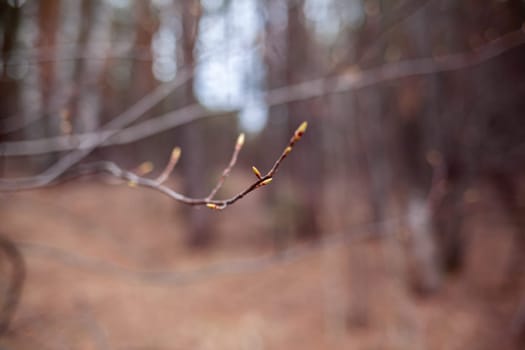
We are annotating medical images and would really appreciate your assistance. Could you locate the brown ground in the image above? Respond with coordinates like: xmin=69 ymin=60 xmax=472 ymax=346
xmin=0 ymin=177 xmax=523 ymax=350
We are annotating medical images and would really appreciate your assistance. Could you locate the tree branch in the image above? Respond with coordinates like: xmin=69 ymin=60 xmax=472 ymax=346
xmin=2 ymin=28 xmax=524 ymax=157
xmin=0 ymin=68 xmax=193 ymax=191
xmin=17 ymin=217 xmax=401 ymax=286
xmin=61 ymin=122 xmax=307 ymax=210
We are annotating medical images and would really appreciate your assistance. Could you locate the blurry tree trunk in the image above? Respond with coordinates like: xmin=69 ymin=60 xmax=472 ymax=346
xmin=24 ymin=0 xmax=62 ymax=169
xmin=492 ymin=172 xmax=525 ymax=288
xmin=397 ymin=4 xmax=444 ymax=294
xmin=285 ymin=0 xmax=322 ymax=239
xmin=261 ymin=0 xmax=293 ymax=249
xmin=127 ymin=1 xmax=159 ymax=164
xmin=179 ymin=0 xmax=211 ymax=247
xmin=0 ymin=0 xmax=21 ymax=124
xmin=346 ymin=2 xmax=403 ymax=326
xmin=37 ymin=0 xmax=60 ymax=136
xmin=71 ymin=0 xmax=111 ymax=134
xmin=351 ymin=1 xmax=394 ymax=236
xmin=0 ymin=0 xmax=22 ymax=175
xmin=131 ymin=1 xmax=158 ymax=103
xmin=429 ymin=0 xmax=469 ymax=275
xmin=355 ymin=90 xmax=391 ymax=233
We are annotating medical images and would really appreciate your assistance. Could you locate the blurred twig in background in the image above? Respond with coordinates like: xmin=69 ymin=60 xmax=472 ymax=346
xmin=0 ymin=68 xmax=193 ymax=191
xmin=2 ymin=28 xmax=524 ymax=157
xmin=17 ymin=217 xmax=400 ymax=286
xmin=0 ymin=235 xmax=25 ymax=336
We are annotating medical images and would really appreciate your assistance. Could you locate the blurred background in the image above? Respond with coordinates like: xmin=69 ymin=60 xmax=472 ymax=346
xmin=1 ymin=0 xmax=525 ymax=349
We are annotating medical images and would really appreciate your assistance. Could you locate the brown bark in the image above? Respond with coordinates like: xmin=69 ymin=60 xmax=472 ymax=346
xmin=0 ymin=0 xmax=22 ymax=176
xmin=284 ymin=0 xmax=322 ymax=239
xmin=37 ymin=0 xmax=60 ymax=124
xmin=178 ymin=0 xmax=212 ymax=247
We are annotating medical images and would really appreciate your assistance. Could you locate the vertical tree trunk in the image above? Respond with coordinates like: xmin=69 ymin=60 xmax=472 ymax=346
xmin=397 ymin=3 xmax=444 ymax=294
xmin=0 ymin=0 xmax=22 ymax=123
xmin=71 ymin=0 xmax=111 ymax=134
xmin=37 ymin=0 xmax=60 ymax=131
xmin=0 ymin=0 xmax=22 ymax=176
xmin=29 ymin=0 xmax=61 ymax=169
xmin=285 ymin=0 xmax=322 ymax=239
xmin=179 ymin=0 xmax=211 ymax=247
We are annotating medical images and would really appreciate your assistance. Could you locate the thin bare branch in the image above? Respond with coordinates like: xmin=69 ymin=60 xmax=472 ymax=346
xmin=267 ymin=121 xmax=307 ymax=177
xmin=155 ymin=147 xmax=181 ymax=184
xmin=17 ymin=217 xmax=401 ymax=286
xmin=77 ymin=302 xmax=111 ymax=350
xmin=265 ymin=28 xmax=525 ymax=106
xmin=2 ymin=28 xmax=524 ymax=157
xmin=0 ymin=43 xmax=260 ymax=137
xmin=206 ymin=133 xmax=245 ymax=200
xmin=58 ymin=122 xmax=306 ymax=210
xmin=0 ymin=68 xmax=193 ymax=191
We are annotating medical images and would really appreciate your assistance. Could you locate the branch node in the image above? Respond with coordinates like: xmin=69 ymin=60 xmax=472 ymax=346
xmin=206 ymin=203 xmax=224 ymax=210
xmin=258 ymin=178 xmax=273 ymax=187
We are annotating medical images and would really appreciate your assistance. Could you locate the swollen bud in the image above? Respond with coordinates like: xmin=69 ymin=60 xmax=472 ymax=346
xmin=236 ymin=133 xmax=245 ymax=149
xmin=259 ymin=178 xmax=273 ymax=186
xmin=136 ymin=161 xmax=154 ymax=175
xmin=206 ymin=203 xmax=219 ymax=210
xmin=251 ymin=166 xmax=262 ymax=179
xmin=171 ymin=147 xmax=182 ymax=163
xmin=294 ymin=121 xmax=308 ymax=139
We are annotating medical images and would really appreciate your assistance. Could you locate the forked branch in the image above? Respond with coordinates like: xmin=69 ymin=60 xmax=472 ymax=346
xmin=71 ymin=121 xmax=308 ymax=210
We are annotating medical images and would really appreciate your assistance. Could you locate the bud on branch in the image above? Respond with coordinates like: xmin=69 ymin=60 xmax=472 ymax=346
xmin=67 ymin=121 xmax=308 ymax=210
xmin=251 ymin=166 xmax=262 ymax=180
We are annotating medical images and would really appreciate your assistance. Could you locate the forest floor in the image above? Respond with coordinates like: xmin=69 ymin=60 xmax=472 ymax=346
xmin=0 ymin=176 xmax=524 ymax=350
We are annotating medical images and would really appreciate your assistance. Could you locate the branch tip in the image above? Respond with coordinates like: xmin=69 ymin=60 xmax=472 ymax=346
xmin=236 ymin=133 xmax=245 ymax=149
xmin=294 ymin=121 xmax=308 ymax=140
xmin=171 ymin=147 xmax=182 ymax=162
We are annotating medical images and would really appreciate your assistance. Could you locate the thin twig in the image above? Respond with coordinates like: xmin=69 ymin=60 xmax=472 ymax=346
xmin=2 ymin=27 xmax=524 ymax=157
xmin=17 ymin=217 xmax=402 ymax=286
xmin=267 ymin=121 xmax=307 ymax=177
xmin=77 ymin=302 xmax=111 ymax=350
xmin=206 ymin=133 xmax=245 ymax=200
xmin=63 ymin=122 xmax=307 ymax=210
xmin=0 ymin=68 xmax=193 ymax=191
xmin=155 ymin=147 xmax=181 ymax=184
xmin=17 ymin=214 xmax=514 ymax=288
xmin=0 ymin=235 xmax=26 ymax=336
xmin=265 ymin=28 xmax=525 ymax=106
